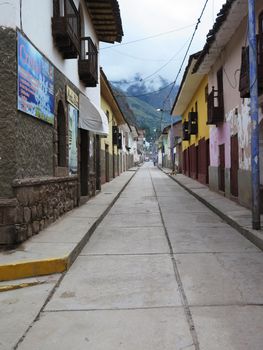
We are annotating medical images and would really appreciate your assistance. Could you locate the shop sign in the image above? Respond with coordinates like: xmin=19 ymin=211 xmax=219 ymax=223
xmin=66 ymin=85 xmax=79 ymax=110
xmin=17 ymin=32 xmax=54 ymax=125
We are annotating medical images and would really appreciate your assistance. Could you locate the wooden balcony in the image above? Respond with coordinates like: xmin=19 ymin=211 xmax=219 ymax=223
xmin=182 ymin=121 xmax=190 ymax=141
xmin=188 ymin=111 xmax=198 ymax=135
xmin=239 ymin=34 xmax=263 ymax=98
xmin=78 ymin=37 xmax=98 ymax=87
xmin=52 ymin=0 xmax=80 ymax=59
xmin=207 ymin=87 xmax=224 ymax=125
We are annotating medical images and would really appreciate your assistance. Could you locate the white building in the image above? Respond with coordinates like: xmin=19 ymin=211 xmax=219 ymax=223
xmin=0 ymin=0 xmax=123 ymax=244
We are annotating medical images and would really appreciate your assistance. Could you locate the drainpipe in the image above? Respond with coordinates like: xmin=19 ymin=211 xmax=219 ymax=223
xmin=248 ymin=0 xmax=261 ymax=229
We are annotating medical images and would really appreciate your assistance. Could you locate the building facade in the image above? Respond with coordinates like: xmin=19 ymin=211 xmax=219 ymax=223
xmin=193 ymin=0 xmax=263 ymax=207
xmin=100 ymin=69 xmax=130 ymax=184
xmin=0 ymin=0 xmax=123 ymax=244
xmin=172 ymin=53 xmax=210 ymax=184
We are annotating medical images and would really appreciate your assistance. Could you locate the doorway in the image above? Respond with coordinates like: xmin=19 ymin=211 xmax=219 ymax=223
xmin=219 ymin=144 xmax=225 ymax=192
xmin=230 ymin=134 xmax=239 ymax=196
xmin=80 ymin=129 xmax=89 ymax=196
xmin=105 ymin=144 xmax=109 ymax=182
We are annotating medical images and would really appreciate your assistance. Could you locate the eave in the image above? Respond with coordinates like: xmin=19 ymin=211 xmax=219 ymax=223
xmin=85 ymin=0 xmax=124 ymax=43
xmin=171 ymin=53 xmax=204 ymax=116
xmin=193 ymin=0 xmax=247 ymax=74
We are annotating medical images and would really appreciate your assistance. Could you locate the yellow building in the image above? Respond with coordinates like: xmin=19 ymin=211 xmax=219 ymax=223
xmin=171 ymin=52 xmax=209 ymax=184
xmin=100 ymin=68 xmax=128 ymax=183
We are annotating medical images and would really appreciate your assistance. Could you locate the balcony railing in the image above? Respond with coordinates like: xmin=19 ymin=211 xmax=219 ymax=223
xmin=207 ymin=87 xmax=224 ymax=125
xmin=239 ymin=33 xmax=263 ymax=98
xmin=52 ymin=0 xmax=80 ymax=59
xmin=78 ymin=37 xmax=98 ymax=87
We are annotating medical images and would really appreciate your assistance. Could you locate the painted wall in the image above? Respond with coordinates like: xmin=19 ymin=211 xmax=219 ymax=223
xmin=101 ymin=96 xmax=114 ymax=156
xmin=0 ymin=0 xmax=100 ymax=104
xmin=208 ymin=6 xmax=263 ymax=173
xmin=182 ymin=76 xmax=209 ymax=151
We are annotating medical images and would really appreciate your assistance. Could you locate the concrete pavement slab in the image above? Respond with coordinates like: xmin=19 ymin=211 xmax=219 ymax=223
xmin=191 ymin=306 xmax=263 ymax=350
xmin=69 ymin=204 xmax=109 ymax=218
xmin=0 ymin=274 xmax=60 ymax=350
xmin=168 ymin=226 xmax=259 ymax=253
xmin=99 ymin=212 xmax=163 ymax=228
xmin=110 ymin=202 xmax=160 ymax=214
xmin=175 ymin=252 xmax=263 ymax=306
xmin=81 ymin=226 xmax=169 ymax=255
xmin=29 ymin=217 xmax=98 ymax=243
xmin=17 ymin=308 xmax=194 ymax=350
xmin=162 ymin=211 xmax=224 ymax=225
xmin=45 ymin=255 xmax=182 ymax=311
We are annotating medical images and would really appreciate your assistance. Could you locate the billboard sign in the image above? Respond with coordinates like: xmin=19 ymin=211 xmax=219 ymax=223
xmin=68 ymin=104 xmax=78 ymax=174
xmin=17 ymin=32 xmax=54 ymax=125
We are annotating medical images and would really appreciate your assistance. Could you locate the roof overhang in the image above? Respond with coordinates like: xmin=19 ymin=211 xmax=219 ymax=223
xmin=85 ymin=0 xmax=124 ymax=43
xmin=130 ymin=125 xmax=138 ymax=138
xmin=79 ymin=93 xmax=109 ymax=136
xmin=171 ymin=53 xmax=204 ymax=115
xmin=193 ymin=0 xmax=247 ymax=74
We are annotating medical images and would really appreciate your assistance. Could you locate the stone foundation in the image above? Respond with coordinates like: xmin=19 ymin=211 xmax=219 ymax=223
xmin=0 ymin=176 xmax=78 ymax=245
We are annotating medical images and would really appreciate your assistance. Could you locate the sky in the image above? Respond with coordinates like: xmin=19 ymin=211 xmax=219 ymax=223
xmin=100 ymin=0 xmax=226 ymax=90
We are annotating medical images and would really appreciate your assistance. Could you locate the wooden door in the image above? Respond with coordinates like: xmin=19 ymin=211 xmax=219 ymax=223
xmin=105 ymin=145 xmax=109 ymax=182
xmin=219 ymin=144 xmax=225 ymax=192
xmin=206 ymin=139 xmax=210 ymax=184
xmin=230 ymin=134 xmax=239 ymax=196
xmin=80 ymin=129 xmax=89 ymax=196
xmin=95 ymin=135 xmax=101 ymax=191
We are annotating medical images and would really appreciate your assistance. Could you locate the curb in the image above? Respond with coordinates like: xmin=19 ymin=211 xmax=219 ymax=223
xmin=0 ymin=169 xmax=138 ymax=282
xmin=159 ymin=167 xmax=263 ymax=252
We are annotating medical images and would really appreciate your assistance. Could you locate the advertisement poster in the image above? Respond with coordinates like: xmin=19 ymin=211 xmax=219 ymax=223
xmin=68 ymin=104 xmax=78 ymax=174
xmin=17 ymin=32 xmax=54 ymax=125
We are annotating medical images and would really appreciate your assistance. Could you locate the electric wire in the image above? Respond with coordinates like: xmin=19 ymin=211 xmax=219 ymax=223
xmin=100 ymin=23 xmax=195 ymax=50
xmin=111 ymin=36 xmax=192 ymax=86
xmin=162 ymin=0 xmax=210 ymax=109
xmin=119 ymin=0 xmax=210 ymax=100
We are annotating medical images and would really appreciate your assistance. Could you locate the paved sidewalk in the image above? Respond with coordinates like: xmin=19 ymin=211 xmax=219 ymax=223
xmin=0 ymin=169 xmax=137 ymax=282
xmin=161 ymin=167 xmax=263 ymax=251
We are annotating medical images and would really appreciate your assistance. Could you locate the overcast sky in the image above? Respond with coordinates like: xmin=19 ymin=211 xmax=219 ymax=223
xmin=100 ymin=0 xmax=226 ymax=89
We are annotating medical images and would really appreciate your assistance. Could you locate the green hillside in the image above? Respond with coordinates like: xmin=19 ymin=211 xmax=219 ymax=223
xmin=112 ymin=86 xmax=176 ymax=140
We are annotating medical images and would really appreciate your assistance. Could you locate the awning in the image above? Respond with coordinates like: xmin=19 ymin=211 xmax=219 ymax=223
xmin=79 ymin=93 xmax=109 ymax=136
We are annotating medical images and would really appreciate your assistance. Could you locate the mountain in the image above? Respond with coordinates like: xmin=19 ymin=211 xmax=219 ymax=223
xmin=111 ymin=76 xmax=180 ymax=141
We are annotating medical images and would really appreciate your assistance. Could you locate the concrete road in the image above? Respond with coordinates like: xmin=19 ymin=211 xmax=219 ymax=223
xmin=13 ymin=164 xmax=263 ymax=349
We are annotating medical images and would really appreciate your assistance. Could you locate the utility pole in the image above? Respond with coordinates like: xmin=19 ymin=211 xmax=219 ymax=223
xmin=248 ymin=0 xmax=261 ymax=229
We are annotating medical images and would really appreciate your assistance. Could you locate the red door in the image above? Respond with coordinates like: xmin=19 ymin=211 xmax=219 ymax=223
xmin=231 ymin=134 xmax=239 ymax=196
xmin=219 ymin=144 xmax=225 ymax=192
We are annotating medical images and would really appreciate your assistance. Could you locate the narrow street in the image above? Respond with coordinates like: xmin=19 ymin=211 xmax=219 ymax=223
xmin=13 ymin=164 xmax=263 ymax=350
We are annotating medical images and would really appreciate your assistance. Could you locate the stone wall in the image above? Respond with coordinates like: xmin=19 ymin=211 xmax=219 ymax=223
xmin=0 ymin=28 xmax=17 ymax=197
xmin=0 ymin=176 xmax=78 ymax=245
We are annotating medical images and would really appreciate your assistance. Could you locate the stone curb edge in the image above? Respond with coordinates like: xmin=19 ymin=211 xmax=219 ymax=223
xmin=0 ymin=169 xmax=138 ymax=282
xmin=159 ymin=167 xmax=263 ymax=252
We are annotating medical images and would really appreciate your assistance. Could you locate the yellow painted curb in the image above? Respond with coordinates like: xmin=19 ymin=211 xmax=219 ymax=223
xmin=0 ymin=281 xmax=46 ymax=292
xmin=0 ymin=257 xmax=69 ymax=282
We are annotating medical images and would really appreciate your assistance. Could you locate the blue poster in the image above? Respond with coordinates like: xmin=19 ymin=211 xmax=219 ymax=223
xmin=17 ymin=32 xmax=54 ymax=125
xmin=68 ymin=104 xmax=78 ymax=174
